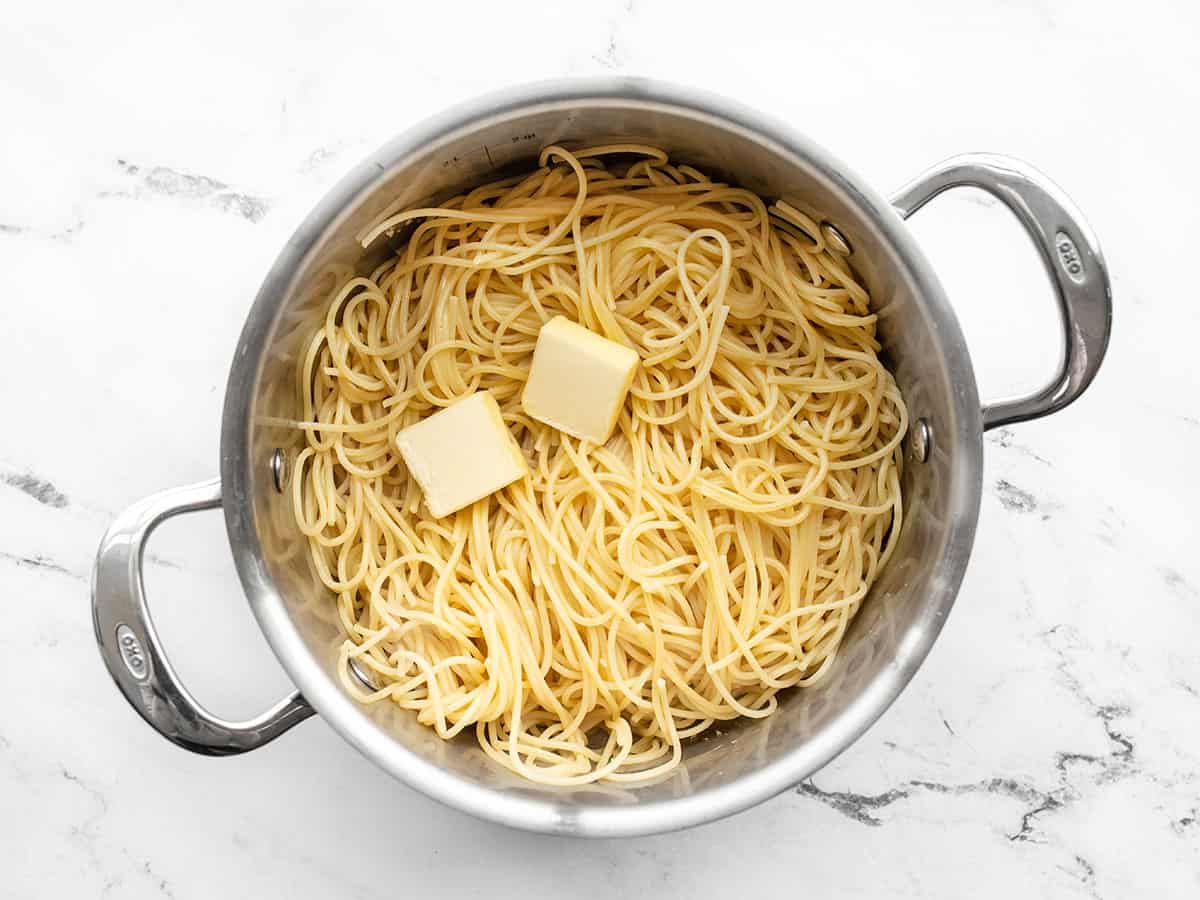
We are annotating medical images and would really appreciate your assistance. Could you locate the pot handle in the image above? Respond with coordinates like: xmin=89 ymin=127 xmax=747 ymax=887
xmin=91 ymin=477 xmax=314 ymax=755
xmin=890 ymin=154 xmax=1112 ymax=430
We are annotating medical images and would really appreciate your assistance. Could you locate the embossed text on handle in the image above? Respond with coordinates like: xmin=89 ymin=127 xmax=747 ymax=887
xmin=1055 ymin=230 xmax=1086 ymax=284
xmin=116 ymin=624 xmax=149 ymax=681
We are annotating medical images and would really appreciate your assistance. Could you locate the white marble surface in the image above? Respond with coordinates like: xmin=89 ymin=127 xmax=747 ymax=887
xmin=2 ymin=0 xmax=1198 ymax=896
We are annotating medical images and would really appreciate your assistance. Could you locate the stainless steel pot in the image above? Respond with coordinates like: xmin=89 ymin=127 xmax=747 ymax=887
xmin=92 ymin=78 xmax=1111 ymax=837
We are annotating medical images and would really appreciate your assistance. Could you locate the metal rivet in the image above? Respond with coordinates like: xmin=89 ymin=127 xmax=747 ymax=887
xmin=348 ymin=657 xmax=376 ymax=690
xmin=270 ymin=448 xmax=289 ymax=493
xmin=912 ymin=418 xmax=932 ymax=463
xmin=821 ymin=222 xmax=852 ymax=255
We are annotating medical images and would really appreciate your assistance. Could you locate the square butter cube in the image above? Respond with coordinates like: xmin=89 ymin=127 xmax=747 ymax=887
xmin=522 ymin=316 xmax=639 ymax=443
xmin=395 ymin=391 xmax=527 ymax=518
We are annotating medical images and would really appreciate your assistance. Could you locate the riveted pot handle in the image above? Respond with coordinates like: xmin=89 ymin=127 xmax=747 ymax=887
xmin=91 ymin=478 xmax=313 ymax=755
xmin=891 ymin=154 xmax=1112 ymax=430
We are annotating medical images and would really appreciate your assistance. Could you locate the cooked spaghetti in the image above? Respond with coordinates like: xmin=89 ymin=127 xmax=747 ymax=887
xmin=291 ymin=145 xmax=906 ymax=784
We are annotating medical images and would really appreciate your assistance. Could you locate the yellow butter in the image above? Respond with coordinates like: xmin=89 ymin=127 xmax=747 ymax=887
xmin=521 ymin=316 xmax=640 ymax=444
xmin=395 ymin=391 xmax=527 ymax=518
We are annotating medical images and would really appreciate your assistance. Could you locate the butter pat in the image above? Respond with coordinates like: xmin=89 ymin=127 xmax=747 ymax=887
xmin=522 ymin=316 xmax=639 ymax=443
xmin=395 ymin=391 xmax=527 ymax=518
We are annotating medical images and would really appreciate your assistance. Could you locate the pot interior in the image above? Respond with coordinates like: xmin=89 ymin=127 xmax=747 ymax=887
xmin=225 ymin=86 xmax=982 ymax=831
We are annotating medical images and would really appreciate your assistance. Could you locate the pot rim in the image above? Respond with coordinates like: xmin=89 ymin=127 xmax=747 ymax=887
xmin=220 ymin=76 xmax=983 ymax=837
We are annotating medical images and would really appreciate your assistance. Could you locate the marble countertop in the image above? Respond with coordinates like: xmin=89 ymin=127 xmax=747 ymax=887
xmin=2 ymin=0 xmax=1197 ymax=896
